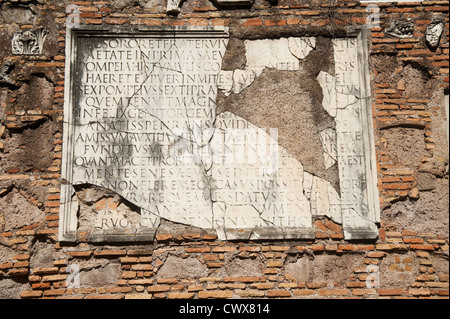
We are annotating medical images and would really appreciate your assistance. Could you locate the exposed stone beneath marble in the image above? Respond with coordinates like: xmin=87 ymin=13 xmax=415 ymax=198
xmin=217 ymin=37 xmax=316 ymax=96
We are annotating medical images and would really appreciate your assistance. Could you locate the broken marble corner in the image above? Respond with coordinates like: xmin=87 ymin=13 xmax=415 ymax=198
xmin=58 ymin=26 xmax=379 ymax=242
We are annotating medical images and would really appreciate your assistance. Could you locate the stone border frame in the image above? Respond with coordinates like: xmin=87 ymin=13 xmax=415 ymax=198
xmin=58 ymin=24 xmax=380 ymax=243
xmin=339 ymin=26 xmax=380 ymax=240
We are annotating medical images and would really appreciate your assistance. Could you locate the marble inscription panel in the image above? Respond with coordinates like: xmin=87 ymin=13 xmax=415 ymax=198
xmin=59 ymin=26 xmax=379 ymax=242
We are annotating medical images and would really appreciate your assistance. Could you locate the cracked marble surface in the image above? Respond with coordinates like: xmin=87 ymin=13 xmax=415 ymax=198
xmin=60 ymin=27 xmax=379 ymax=242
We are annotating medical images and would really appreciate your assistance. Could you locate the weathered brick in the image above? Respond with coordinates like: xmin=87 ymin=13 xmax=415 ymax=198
xmin=317 ymin=288 xmax=350 ymax=296
xmin=266 ymin=260 xmax=283 ymax=268
xmin=351 ymin=288 xmax=377 ymax=296
xmin=155 ymin=234 xmax=172 ymax=241
xmin=238 ymin=276 xmax=262 ymax=283
xmin=86 ymin=294 xmax=123 ymax=299
xmin=198 ymin=290 xmax=233 ymax=298
xmin=42 ymin=274 xmax=67 ymax=282
xmin=108 ymin=287 xmax=133 ymax=293
xmin=185 ymin=247 xmax=211 ymax=253
xmin=168 ymin=292 xmax=195 ymax=299
xmin=211 ymin=246 xmax=236 ymax=253
xmin=43 ymin=288 xmax=66 ymax=297
xmin=410 ymin=244 xmax=436 ymax=251
xmin=293 ymin=289 xmax=316 ymax=296
xmin=32 ymin=282 xmax=51 ymax=290
xmin=8 ymin=268 xmax=29 ymax=276
xmin=377 ymin=289 xmax=407 ymax=296
xmin=122 ymin=271 xmax=137 ymax=279
xmin=236 ymin=289 xmax=265 ymax=297
xmin=188 ymin=285 xmax=203 ymax=292
xmin=147 ymin=285 xmax=171 ymax=293
xmin=408 ymin=288 xmax=431 ymax=296
xmin=66 ymin=251 xmax=93 ymax=258
xmin=20 ymin=290 xmax=43 ymax=298
xmin=267 ymin=290 xmax=291 ymax=297
xmin=93 ymin=249 xmax=127 ymax=257
xmin=242 ymin=18 xmax=263 ymax=26
xmin=251 ymin=282 xmax=274 ymax=290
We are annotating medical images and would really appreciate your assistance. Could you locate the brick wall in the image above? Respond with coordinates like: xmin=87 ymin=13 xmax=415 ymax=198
xmin=0 ymin=0 xmax=448 ymax=300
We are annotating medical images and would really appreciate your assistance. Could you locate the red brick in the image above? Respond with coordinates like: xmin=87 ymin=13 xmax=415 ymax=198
xmin=266 ymin=261 xmax=283 ymax=268
xmin=314 ymin=220 xmax=327 ymax=231
xmin=105 ymin=18 xmax=127 ymax=25
xmin=93 ymin=249 xmax=127 ymax=257
xmin=377 ymin=288 xmax=406 ymax=296
xmin=147 ymin=285 xmax=171 ymax=293
xmin=251 ymin=283 xmax=274 ymax=290
xmin=408 ymin=288 xmax=431 ymax=296
xmin=36 ymin=62 xmax=65 ymax=68
xmin=267 ymin=290 xmax=291 ymax=297
xmin=424 ymin=6 xmax=449 ymax=12
xmin=20 ymin=290 xmax=43 ymax=298
xmin=367 ymin=252 xmax=386 ymax=258
xmin=86 ymin=294 xmax=123 ymax=299
xmin=32 ymin=282 xmax=51 ymax=290
xmin=211 ymin=246 xmax=236 ymax=253
xmin=157 ymin=278 xmax=178 ymax=284
xmin=155 ymin=234 xmax=172 ymax=241
xmin=264 ymin=19 xmax=286 ymax=26
xmin=121 ymin=271 xmax=137 ymax=279
xmin=168 ymin=292 xmax=195 ymax=299
xmin=185 ymin=247 xmax=210 ymax=253
xmin=307 ymin=282 xmax=327 ymax=289
xmin=293 ymin=289 xmax=315 ymax=296
xmin=403 ymin=238 xmax=424 ymax=244
xmin=108 ymin=287 xmax=133 ymax=293
xmin=318 ymin=288 xmax=350 ymax=296
xmin=436 ymin=290 xmax=449 ymax=296
xmin=324 ymin=220 xmax=342 ymax=233
xmin=66 ymin=251 xmax=92 ymax=258
xmin=43 ymin=289 xmax=66 ymax=297
xmin=238 ymin=276 xmax=261 ymax=283
xmin=410 ymin=244 xmax=435 ymax=251
xmin=8 ymin=268 xmax=29 ymax=276
xmin=352 ymin=288 xmax=377 ymax=296
xmin=198 ymin=290 xmax=233 ymax=298
xmin=84 ymin=18 xmax=103 ymax=24
xmin=239 ymin=246 xmax=261 ymax=252
xmin=338 ymin=244 xmax=356 ymax=251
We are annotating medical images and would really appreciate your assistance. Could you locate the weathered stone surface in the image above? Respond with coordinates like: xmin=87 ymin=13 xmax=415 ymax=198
xmin=2 ymin=120 xmax=53 ymax=173
xmin=79 ymin=262 xmax=122 ymax=287
xmin=0 ymin=188 xmax=45 ymax=232
xmin=156 ymin=256 xmax=209 ymax=279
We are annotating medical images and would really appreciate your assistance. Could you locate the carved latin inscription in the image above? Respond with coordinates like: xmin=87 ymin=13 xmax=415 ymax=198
xmin=60 ymin=26 xmax=379 ymax=242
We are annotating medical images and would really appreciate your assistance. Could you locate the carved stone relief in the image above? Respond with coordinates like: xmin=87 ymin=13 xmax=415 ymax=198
xmin=11 ymin=28 xmax=48 ymax=55
xmin=0 ymin=60 xmax=15 ymax=86
xmin=385 ymin=20 xmax=415 ymax=38
xmin=425 ymin=18 xmax=444 ymax=50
